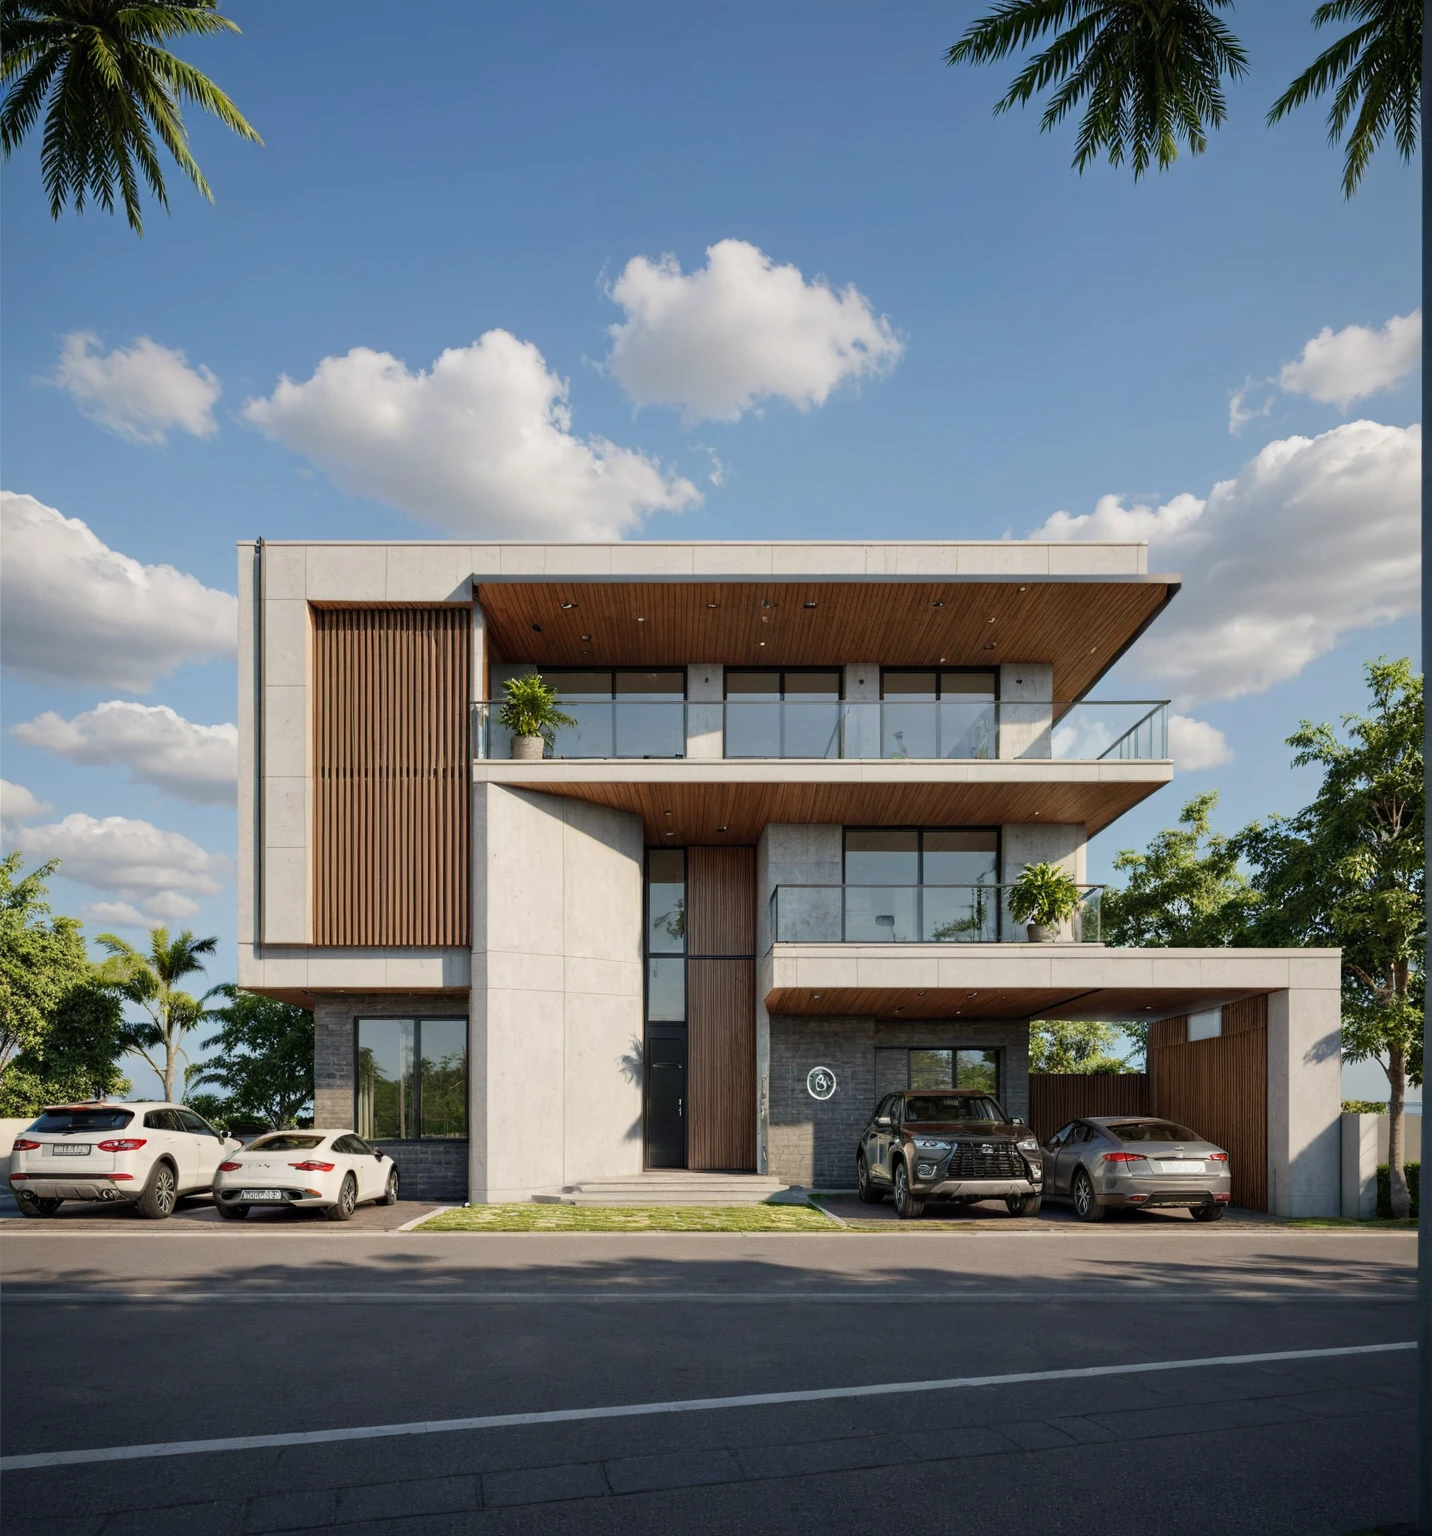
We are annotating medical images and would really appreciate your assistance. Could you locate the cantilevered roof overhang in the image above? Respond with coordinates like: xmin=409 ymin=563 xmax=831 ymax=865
xmin=476 ymin=574 xmax=1179 ymax=702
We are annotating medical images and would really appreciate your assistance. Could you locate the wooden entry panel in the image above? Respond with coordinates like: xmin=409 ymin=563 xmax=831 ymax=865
xmin=686 ymin=846 xmax=756 ymax=1171
xmin=1148 ymin=996 xmax=1268 ymax=1212
xmin=688 ymin=960 xmax=756 ymax=1170
xmin=1027 ymin=1073 xmax=1149 ymax=1145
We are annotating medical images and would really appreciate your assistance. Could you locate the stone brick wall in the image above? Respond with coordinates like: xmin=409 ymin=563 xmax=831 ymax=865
xmin=375 ymin=1138 xmax=468 ymax=1202
xmin=769 ymin=1016 xmax=1031 ymax=1189
xmin=312 ymin=992 xmax=470 ymax=1202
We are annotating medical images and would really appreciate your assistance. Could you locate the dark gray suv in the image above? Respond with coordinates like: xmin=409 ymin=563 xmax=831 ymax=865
xmin=856 ymin=1090 xmax=1044 ymax=1219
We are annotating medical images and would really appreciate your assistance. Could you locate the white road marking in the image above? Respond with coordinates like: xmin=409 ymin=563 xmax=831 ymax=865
xmin=1 ymin=1341 xmax=1413 ymax=1472
xmin=394 ymin=1207 xmax=453 ymax=1232
xmin=3 ymin=1287 xmax=1414 ymax=1305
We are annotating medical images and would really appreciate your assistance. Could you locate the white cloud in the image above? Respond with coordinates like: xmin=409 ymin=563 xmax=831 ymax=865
xmin=605 ymin=239 xmax=904 ymax=423
xmin=46 ymin=331 xmax=221 ymax=444
xmin=12 ymin=703 xmax=237 ymax=806
xmin=1031 ymin=419 xmax=1420 ymax=704
xmin=1168 ymin=715 xmax=1233 ymax=771
xmin=242 ymin=331 xmax=701 ymax=539
xmin=80 ymin=900 xmax=152 ymax=928
xmin=1 ymin=779 xmax=53 ymax=844
xmin=1228 ymin=379 xmax=1274 ymax=435
xmin=1278 ymin=311 xmax=1420 ymax=412
xmin=0 ymin=492 xmax=238 ymax=691
xmin=9 ymin=813 xmax=230 ymax=916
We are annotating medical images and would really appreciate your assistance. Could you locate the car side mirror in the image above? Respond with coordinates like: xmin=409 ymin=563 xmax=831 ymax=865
xmin=374 ymin=1151 xmax=383 ymax=1160
xmin=1012 ymin=1116 xmax=1025 ymax=1125
xmin=876 ymin=1115 xmax=892 ymax=1127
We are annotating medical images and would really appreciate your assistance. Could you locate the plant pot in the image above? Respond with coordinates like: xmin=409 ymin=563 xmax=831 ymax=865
xmin=510 ymin=734 xmax=545 ymax=761
xmin=1026 ymin=922 xmax=1052 ymax=943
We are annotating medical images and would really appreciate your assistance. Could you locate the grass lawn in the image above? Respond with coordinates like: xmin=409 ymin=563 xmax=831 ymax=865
xmin=415 ymin=1202 xmax=843 ymax=1233
xmin=1285 ymin=1217 xmax=1419 ymax=1231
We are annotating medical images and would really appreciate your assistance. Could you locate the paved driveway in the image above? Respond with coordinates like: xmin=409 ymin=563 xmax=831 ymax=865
xmin=1 ymin=1223 xmax=1417 ymax=1534
xmin=0 ymin=1192 xmax=444 ymax=1232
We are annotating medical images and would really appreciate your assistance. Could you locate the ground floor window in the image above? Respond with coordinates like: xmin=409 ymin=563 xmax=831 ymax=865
xmin=356 ymin=1017 xmax=468 ymax=1140
xmin=877 ymin=1045 xmax=1000 ymax=1096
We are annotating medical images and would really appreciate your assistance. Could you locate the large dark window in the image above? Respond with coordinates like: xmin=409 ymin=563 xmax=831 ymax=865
xmin=881 ymin=669 xmax=996 ymax=760
xmin=725 ymin=669 xmax=842 ymax=758
xmin=541 ymin=670 xmax=685 ymax=758
xmin=877 ymin=1047 xmax=1001 ymax=1097
xmin=356 ymin=1018 xmax=467 ymax=1140
xmin=645 ymin=849 xmax=687 ymax=1021
xmin=844 ymin=828 xmax=999 ymax=942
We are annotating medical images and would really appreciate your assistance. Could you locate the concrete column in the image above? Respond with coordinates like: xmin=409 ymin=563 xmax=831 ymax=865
xmin=686 ymin=664 xmax=723 ymax=759
xmin=842 ymin=664 xmax=879 ymax=758
xmin=1341 ymin=1111 xmax=1380 ymax=1218
xmin=1266 ymin=985 xmax=1342 ymax=1217
xmin=999 ymin=664 xmax=1053 ymax=760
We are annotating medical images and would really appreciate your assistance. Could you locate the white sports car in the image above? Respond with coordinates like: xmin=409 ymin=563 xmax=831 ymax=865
xmin=212 ymin=1130 xmax=399 ymax=1220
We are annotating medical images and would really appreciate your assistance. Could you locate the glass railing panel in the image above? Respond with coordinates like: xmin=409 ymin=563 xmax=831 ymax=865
xmin=923 ymin=884 xmax=1001 ymax=942
xmin=880 ymin=704 xmax=937 ymax=761
xmin=614 ymin=700 xmax=685 ymax=759
xmin=782 ymin=701 xmax=842 ymax=759
xmin=725 ymin=702 xmax=782 ymax=759
xmin=1048 ymin=702 xmax=1168 ymax=762
xmin=843 ymin=885 xmax=920 ymax=943
xmin=936 ymin=702 xmax=997 ymax=760
xmin=549 ymin=701 xmax=615 ymax=759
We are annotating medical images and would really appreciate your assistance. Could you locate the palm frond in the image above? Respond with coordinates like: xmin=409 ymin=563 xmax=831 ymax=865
xmin=946 ymin=1 xmax=1248 ymax=179
xmin=1268 ymin=0 xmax=1420 ymax=197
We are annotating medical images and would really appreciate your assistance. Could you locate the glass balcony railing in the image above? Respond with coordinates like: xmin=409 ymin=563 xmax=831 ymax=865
xmin=474 ymin=700 xmax=1168 ymax=762
xmin=768 ymin=883 xmax=1104 ymax=944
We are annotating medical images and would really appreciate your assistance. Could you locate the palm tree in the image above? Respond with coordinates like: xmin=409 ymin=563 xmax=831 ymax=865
xmin=1 ymin=0 xmax=262 ymax=235
xmin=946 ymin=1 xmax=1420 ymax=194
xmin=96 ymin=926 xmax=218 ymax=1103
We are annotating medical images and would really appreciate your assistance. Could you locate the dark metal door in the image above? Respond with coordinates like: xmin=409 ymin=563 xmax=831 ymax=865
xmin=645 ymin=1034 xmax=686 ymax=1168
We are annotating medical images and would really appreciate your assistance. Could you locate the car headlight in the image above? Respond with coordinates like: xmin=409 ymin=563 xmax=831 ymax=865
xmin=913 ymin=1139 xmax=951 ymax=1152
xmin=1017 ymin=1136 xmax=1038 ymax=1152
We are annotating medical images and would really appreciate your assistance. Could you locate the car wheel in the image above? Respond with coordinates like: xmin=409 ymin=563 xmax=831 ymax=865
xmin=1190 ymin=1203 xmax=1225 ymax=1222
xmin=135 ymin=1161 xmax=178 ymax=1220
xmin=214 ymin=1199 xmax=251 ymax=1221
xmin=1006 ymin=1193 xmax=1042 ymax=1218
xmin=893 ymin=1161 xmax=925 ymax=1220
xmin=856 ymin=1153 xmax=883 ymax=1204
xmin=16 ymin=1195 xmax=63 ymax=1218
xmin=1072 ymin=1170 xmax=1106 ymax=1223
xmin=380 ymin=1168 xmax=399 ymax=1207
xmin=326 ymin=1173 xmax=358 ymax=1222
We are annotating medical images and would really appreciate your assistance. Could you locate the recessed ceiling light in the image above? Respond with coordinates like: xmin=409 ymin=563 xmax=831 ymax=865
xmin=759 ymin=641 xmax=766 ymax=646
xmin=916 ymin=991 xmax=926 ymax=997
xmin=716 ymin=825 xmax=727 ymax=833
xmin=664 ymin=809 xmax=672 ymax=816
xmin=531 ymin=623 xmax=542 ymax=632
xmin=982 ymin=642 xmax=996 ymax=650
xmin=560 ymin=602 xmax=577 ymax=610
xmin=580 ymin=633 xmax=592 ymax=641
xmin=894 ymin=1006 xmax=904 ymax=1014
xmin=931 ymin=601 xmax=944 ymax=609
xmin=760 ymin=599 xmax=772 ymax=609
xmin=637 ymin=616 xmax=646 ymax=623
xmin=707 ymin=602 xmax=719 ymax=609
xmin=812 ymin=993 xmax=822 ymax=1000
xmin=664 ymin=831 xmax=674 ymax=838
xmin=1017 ymin=585 xmax=1028 ymax=592
xmin=804 ymin=601 xmax=817 ymax=609
xmin=966 ymin=991 xmax=977 ymax=997
xmin=987 ymin=616 xmax=997 ymax=624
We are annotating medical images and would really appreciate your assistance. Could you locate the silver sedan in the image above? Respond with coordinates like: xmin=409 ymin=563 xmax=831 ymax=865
xmin=1041 ymin=1117 xmax=1231 ymax=1221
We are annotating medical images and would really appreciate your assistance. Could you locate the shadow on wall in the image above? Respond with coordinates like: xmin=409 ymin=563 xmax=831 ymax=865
xmin=618 ymin=1035 xmax=644 ymax=1143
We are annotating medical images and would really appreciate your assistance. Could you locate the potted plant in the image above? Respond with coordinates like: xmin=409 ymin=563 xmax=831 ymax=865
xmin=498 ymin=674 xmax=576 ymax=760
xmin=1007 ymin=860 xmax=1081 ymax=942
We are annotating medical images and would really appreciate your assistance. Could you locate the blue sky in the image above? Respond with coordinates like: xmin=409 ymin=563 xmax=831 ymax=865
xmin=0 ymin=3 xmax=1420 ymax=1101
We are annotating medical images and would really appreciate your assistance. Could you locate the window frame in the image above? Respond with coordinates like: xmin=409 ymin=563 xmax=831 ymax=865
xmin=842 ymin=827 xmax=1002 ymax=886
xmin=352 ymin=1016 xmax=469 ymax=1143
xmin=878 ymin=667 xmax=1000 ymax=701
xmin=873 ymin=1044 xmax=1003 ymax=1100
xmin=723 ymin=667 xmax=845 ymax=701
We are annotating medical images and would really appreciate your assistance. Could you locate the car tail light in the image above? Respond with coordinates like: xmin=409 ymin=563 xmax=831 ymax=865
xmin=1102 ymin=1152 xmax=1146 ymax=1163
xmin=1209 ymin=1152 xmax=1229 ymax=1162
xmin=1214 ymin=1192 xmax=1230 ymax=1202
xmin=10 ymin=1172 xmax=28 ymax=1180
xmin=97 ymin=1138 xmax=147 ymax=1152
xmin=110 ymin=1174 xmax=134 ymax=1181
xmin=289 ymin=1160 xmax=335 ymax=1171
xmin=1127 ymin=1193 xmax=1149 ymax=1202
xmin=218 ymin=1160 xmax=243 ymax=1172
xmin=11 ymin=1138 xmax=40 ymax=1151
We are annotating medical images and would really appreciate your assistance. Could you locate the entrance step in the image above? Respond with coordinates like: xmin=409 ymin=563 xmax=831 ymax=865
xmin=559 ymin=1171 xmax=790 ymax=1207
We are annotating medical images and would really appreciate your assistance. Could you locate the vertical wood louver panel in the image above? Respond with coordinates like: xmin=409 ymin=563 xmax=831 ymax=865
xmin=1147 ymin=995 xmax=1268 ymax=1212
xmin=313 ymin=607 xmax=470 ymax=947
xmin=1026 ymin=1074 xmax=1149 ymax=1144
xmin=686 ymin=847 xmax=756 ymax=1170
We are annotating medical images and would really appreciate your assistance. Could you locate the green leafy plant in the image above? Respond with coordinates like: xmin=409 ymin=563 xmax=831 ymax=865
xmin=497 ymin=674 xmax=577 ymax=742
xmin=1343 ymin=1098 xmax=1389 ymax=1114
xmin=1007 ymin=861 xmax=1082 ymax=929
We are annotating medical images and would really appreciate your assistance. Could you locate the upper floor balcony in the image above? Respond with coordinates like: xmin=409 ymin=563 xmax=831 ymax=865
xmin=768 ymin=882 xmax=1105 ymax=945
xmin=475 ymin=697 xmax=1168 ymax=762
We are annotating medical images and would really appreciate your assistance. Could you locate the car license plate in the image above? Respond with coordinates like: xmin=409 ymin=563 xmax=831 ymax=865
xmin=1159 ymin=1160 xmax=1204 ymax=1174
xmin=52 ymin=1144 xmax=91 ymax=1156
xmin=240 ymin=1189 xmax=284 ymax=1201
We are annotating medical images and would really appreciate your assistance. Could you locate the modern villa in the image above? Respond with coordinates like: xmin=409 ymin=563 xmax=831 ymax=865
xmin=237 ymin=539 xmax=1343 ymax=1214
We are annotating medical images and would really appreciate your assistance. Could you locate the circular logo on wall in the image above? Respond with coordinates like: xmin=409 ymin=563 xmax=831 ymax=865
xmin=806 ymin=1066 xmax=837 ymax=1101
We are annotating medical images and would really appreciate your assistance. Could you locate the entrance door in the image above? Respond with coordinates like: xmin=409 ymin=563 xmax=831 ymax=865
xmin=646 ymin=1034 xmax=686 ymax=1168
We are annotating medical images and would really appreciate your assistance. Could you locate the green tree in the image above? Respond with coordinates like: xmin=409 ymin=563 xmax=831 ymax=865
xmin=946 ymin=0 xmax=1420 ymax=195
xmin=1 ymin=0 xmax=262 ymax=235
xmin=1029 ymin=1019 xmax=1132 ymax=1073
xmin=196 ymin=985 xmax=314 ymax=1129
xmin=96 ymin=926 xmax=218 ymax=1102
xmin=1233 ymin=659 xmax=1424 ymax=1218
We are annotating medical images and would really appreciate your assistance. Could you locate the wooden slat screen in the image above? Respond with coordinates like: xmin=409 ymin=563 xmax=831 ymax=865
xmin=1148 ymin=996 xmax=1268 ymax=1212
xmin=1027 ymin=1074 xmax=1149 ymax=1144
xmin=314 ymin=607 xmax=471 ymax=946
xmin=686 ymin=846 xmax=756 ymax=1170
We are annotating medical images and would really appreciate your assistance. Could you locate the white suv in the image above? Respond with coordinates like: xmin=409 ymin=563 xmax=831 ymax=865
xmin=9 ymin=1102 xmax=241 ymax=1219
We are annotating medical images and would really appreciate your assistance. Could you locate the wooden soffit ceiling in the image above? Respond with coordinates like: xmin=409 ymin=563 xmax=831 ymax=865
xmin=764 ymin=985 xmax=1272 ymax=1024
xmin=478 ymin=579 xmax=1177 ymax=700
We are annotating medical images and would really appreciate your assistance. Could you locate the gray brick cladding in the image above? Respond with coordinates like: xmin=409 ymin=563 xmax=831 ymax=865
xmin=312 ymin=992 xmax=469 ymax=1203
xmin=769 ymin=1016 xmax=1030 ymax=1189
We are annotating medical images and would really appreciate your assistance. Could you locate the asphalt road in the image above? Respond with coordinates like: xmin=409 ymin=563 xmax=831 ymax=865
xmin=1 ymin=1225 xmax=1419 ymax=1535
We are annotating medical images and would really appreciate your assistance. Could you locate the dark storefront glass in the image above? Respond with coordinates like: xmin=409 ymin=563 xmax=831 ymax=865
xmin=357 ymin=1018 xmax=467 ymax=1140
xmin=419 ymin=1019 xmax=468 ymax=1138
